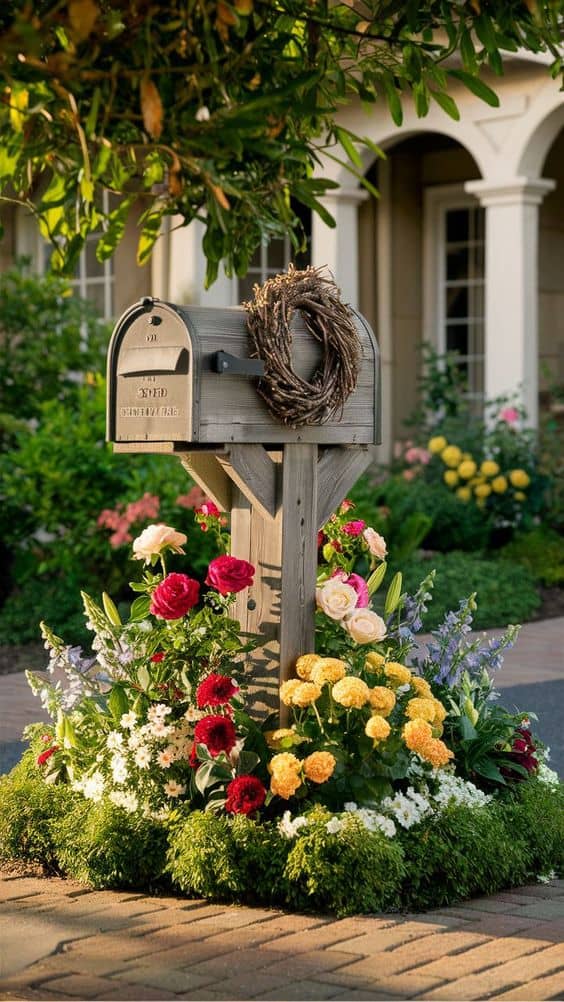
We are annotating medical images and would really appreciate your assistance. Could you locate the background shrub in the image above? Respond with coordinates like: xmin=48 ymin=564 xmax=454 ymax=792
xmin=499 ymin=527 xmax=564 ymax=587
xmin=0 ymin=755 xmax=77 ymax=869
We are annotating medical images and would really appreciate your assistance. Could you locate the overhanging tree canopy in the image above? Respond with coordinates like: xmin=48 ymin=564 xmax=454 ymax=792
xmin=0 ymin=1 xmax=562 ymax=285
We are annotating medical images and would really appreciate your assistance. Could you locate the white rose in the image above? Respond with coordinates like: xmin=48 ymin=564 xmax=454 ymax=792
xmin=363 ymin=528 xmax=387 ymax=561
xmin=343 ymin=608 xmax=387 ymax=644
xmin=132 ymin=524 xmax=187 ymax=562
xmin=316 ymin=579 xmax=358 ymax=620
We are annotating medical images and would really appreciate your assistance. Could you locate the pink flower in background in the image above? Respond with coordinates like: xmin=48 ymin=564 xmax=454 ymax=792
xmin=405 ymin=447 xmax=431 ymax=466
xmin=125 ymin=493 xmax=160 ymax=522
xmin=176 ymin=486 xmax=207 ymax=509
xmin=499 ymin=407 xmax=519 ymax=424
xmin=402 ymin=469 xmax=416 ymax=481
xmin=340 ymin=499 xmax=355 ymax=512
xmin=343 ymin=519 xmax=366 ymax=537
xmin=109 ymin=526 xmax=132 ymax=548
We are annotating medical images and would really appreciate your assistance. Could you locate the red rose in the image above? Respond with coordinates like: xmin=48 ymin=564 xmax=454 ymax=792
xmin=342 ymin=519 xmax=366 ymax=537
xmin=225 ymin=775 xmax=266 ymax=815
xmin=150 ymin=573 xmax=200 ymax=620
xmin=196 ymin=673 xmax=239 ymax=708
xmin=193 ymin=715 xmax=237 ymax=756
xmin=151 ymin=652 xmax=166 ymax=663
xmin=205 ymin=556 xmax=255 ymax=595
xmin=37 ymin=745 xmax=58 ymax=766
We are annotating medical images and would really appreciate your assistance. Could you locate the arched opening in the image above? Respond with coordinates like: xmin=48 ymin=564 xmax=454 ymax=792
xmin=538 ymin=125 xmax=564 ymax=413
xmin=357 ymin=133 xmax=482 ymax=453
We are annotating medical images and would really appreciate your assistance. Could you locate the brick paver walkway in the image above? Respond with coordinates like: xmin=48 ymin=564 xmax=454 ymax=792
xmin=0 ymin=870 xmax=563 ymax=1001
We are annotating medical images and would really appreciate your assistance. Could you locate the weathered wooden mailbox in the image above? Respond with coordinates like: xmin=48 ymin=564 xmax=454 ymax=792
xmin=107 ymin=280 xmax=380 ymax=713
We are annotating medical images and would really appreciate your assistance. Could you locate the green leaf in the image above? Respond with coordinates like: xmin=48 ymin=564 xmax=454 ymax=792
xmin=137 ymin=209 xmax=164 ymax=266
xmin=335 ymin=127 xmax=363 ymax=170
xmin=448 ymin=70 xmax=500 ymax=108
xmin=130 ymin=595 xmax=151 ymax=621
xmin=108 ymin=685 xmax=129 ymax=722
xmin=367 ymin=561 xmax=387 ymax=596
xmin=382 ymin=76 xmax=403 ymax=126
xmin=384 ymin=572 xmax=403 ymax=617
xmin=459 ymin=715 xmax=478 ymax=741
xmin=474 ymin=14 xmax=497 ymax=55
xmin=431 ymin=90 xmax=460 ymax=121
xmin=97 ymin=197 xmax=133 ymax=262
xmin=292 ymin=184 xmax=336 ymax=228
xmin=102 ymin=591 xmax=122 ymax=626
xmin=137 ymin=665 xmax=151 ymax=691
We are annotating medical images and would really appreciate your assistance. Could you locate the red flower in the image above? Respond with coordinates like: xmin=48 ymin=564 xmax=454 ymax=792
xmin=196 ymin=501 xmax=220 ymax=518
xmin=37 ymin=745 xmax=58 ymax=766
xmin=196 ymin=673 xmax=239 ymax=708
xmin=340 ymin=499 xmax=355 ymax=512
xmin=151 ymin=652 xmax=166 ymax=663
xmin=342 ymin=519 xmax=366 ymax=537
xmin=194 ymin=715 xmax=237 ymax=756
xmin=225 ymin=775 xmax=266 ymax=815
xmin=150 ymin=573 xmax=200 ymax=620
xmin=205 ymin=555 xmax=255 ymax=595
xmin=317 ymin=531 xmax=325 ymax=549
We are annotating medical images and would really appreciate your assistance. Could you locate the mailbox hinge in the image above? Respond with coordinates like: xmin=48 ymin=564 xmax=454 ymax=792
xmin=212 ymin=351 xmax=265 ymax=377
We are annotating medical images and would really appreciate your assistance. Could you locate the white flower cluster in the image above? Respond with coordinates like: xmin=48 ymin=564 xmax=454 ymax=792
xmin=432 ymin=771 xmax=492 ymax=809
xmin=343 ymin=803 xmax=397 ymax=838
xmin=278 ymin=811 xmax=308 ymax=839
xmin=537 ymin=762 xmax=560 ymax=788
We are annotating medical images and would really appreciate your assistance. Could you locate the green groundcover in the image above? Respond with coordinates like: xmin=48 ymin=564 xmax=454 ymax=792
xmin=1 ymin=752 xmax=562 ymax=917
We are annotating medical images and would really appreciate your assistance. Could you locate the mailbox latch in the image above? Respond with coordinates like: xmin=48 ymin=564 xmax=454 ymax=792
xmin=212 ymin=351 xmax=265 ymax=377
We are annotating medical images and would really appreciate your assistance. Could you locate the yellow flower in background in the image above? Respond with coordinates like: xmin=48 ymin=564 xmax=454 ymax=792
xmin=431 ymin=698 xmax=447 ymax=724
xmin=265 ymin=728 xmax=299 ymax=749
xmin=481 ymin=460 xmax=500 ymax=477
xmin=491 ymin=475 xmax=508 ymax=494
xmin=509 ymin=469 xmax=531 ymax=489
xmin=292 ymin=682 xmax=322 ymax=707
xmin=441 ymin=444 xmax=463 ymax=468
xmin=295 ymin=653 xmax=322 ymax=680
xmin=311 ymin=658 xmax=347 ymax=686
xmin=365 ymin=651 xmax=386 ymax=672
xmin=280 ymin=679 xmax=302 ymax=706
xmin=515 ymin=491 xmax=527 ymax=502
xmin=422 ymin=739 xmax=454 ymax=768
xmin=458 ymin=460 xmax=477 ymax=480
xmin=428 ymin=435 xmax=447 ymax=454
xmin=384 ymin=662 xmax=412 ymax=687
xmin=411 ymin=677 xmax=433 ymax=699
xmin=456 ymin=486 xmax=472 ymax=502
xmin=269 ymin=752 xmax=302 ymax=799
xmin=475 ymin=483 xmax=492 ymax=499
xmin=461 ymin=452 xmax=472 ymax=462
xmin=368 ymin=686 xmax=396 ymax=716
xmin=332 ymin=676 xmax=370 ymax=709
xmin=403 ymin=718 xmax=433 ymax=752
xmin=303 ymin=751 xmax=336 ymax=784
xmin=444 ymin=470 xmax=459 ymax=487
xmin=405 ymin=697 xmax=436 ymax=723
xmin=365 ymin=715 xmax=391 ymax=743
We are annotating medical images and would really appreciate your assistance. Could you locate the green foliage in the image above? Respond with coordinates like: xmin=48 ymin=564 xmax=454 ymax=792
xmin=500 ymin=527 xmax=564 ymax=587
xmin=283 ymin=809 xmax=405 ymax=916
xmin=0 ymin=262 xmax=109 ymax=441
xmin=53 ymin=799 xmax=169 ymax=889
xmin=0 ymin=753 xmax=76 ymax=868
xmin=399 ymin=802 xmax=529 ymax=910
xmin=0 ymin=4 xmax=560 ymax=283
xmin=499 ymin=779 xmax=564 ymax=877
xmin=399 ymin=551 xmax=540 ymax=631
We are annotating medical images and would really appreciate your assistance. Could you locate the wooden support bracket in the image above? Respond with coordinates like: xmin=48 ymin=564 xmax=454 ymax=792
xmin=177 ymin=452 xmax=232 ymax=512
xmin=217 ymin=444 xmax=279 ymax=521
xmin=316 ymin=446 xmax=374 ymax=530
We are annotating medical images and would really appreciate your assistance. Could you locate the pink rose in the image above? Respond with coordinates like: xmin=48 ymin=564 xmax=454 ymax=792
xmin=331 ymin=570 xmax=369 ymax=608
xmin=343 ymin=608 xmax=387 ymax=644
xmin=150 ymin=573 xmax=200 ymax=619
xmin=343 ymin=519 xmax=366 ymax=537
xmin=499 ymin=407 xmax=519 ymax=424
xmin=206 ymin=555 xmax=255 ymax=595
xmin=363 ymin=527 xmax=387 ymax=561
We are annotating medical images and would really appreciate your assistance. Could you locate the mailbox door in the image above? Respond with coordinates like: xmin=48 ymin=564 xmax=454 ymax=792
xmin=108 ymin=301 xmax=194 ymax=444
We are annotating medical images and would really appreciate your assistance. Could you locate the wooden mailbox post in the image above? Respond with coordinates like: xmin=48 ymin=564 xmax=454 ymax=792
xmin=107 ymin=294 xmax=380 ymax=713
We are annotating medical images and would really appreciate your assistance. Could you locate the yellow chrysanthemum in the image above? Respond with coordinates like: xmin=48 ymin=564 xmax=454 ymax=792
xmin=421 ymin=738 xmax=454 ymax=768
xmin=428 ymin=435 xmax=447 ymax=454
xmin=403 ymin=718 xmax=434 ymax=753
xmin=491 ymin=475 xmax=508 ymax=494
xmin=444 ymin=470 xmax=459 ymax=487
xmin=405 ymin=697 xmax=436 ymax=723
xmin=265 ymin=728 xmax=298 ymax=749
xmin=295 ymin=653 xmax=322 ymax=680
xmin=456 ymin=486 xmax=472 ymax=502
xmin=441 ymin=445 xmax=463 ymax=468
xmin=368 ymin=686 xmax=396 ymax=717
xmin=365 ymin=715 xmax=391 ymax=743
xmin=332 ymin=676 xmax=370 ymax=709
xmin=458 ymin=460 xmax=477 ymax=480
xmin=311 ymin=658 xmax=347 ymax=686
xmin=515 ymin=491 xmax=526 ymax=501
xmin=280 ymin=678 xmax=302 ymax=706
xmin=269 ymin=752 xmax=302 ymax=797
xmin=384 ymin=662 xmax=412 ymax=688
xmin=269 ymin=752 xmax=301 ymax=776
xmin=431 ymin=698 xmax=447 ymax=724
xmin=303 ymin=751 xmax=336 ymax=784
xmin=509 ymin=469 xmax=530 ymax=489
xmin=365 ymin=651 xmax=386 ymax=672
xmin=411 ymin=676 xmax=433 ymax=699
xmin=292 ymin=681 xmax=322 ymax=708
xmin=474 ymin=483 xmax=492 ymax=499
xmin=481 ymin=460 xmax=500 ymax=477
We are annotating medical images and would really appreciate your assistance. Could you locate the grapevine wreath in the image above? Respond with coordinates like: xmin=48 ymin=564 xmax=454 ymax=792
xmin=244 ymin=265 xmax=361 ymax=427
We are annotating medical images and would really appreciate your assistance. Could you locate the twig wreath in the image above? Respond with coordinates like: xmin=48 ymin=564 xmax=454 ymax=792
xmin=244 ymin=265 xmax=362 ymax=427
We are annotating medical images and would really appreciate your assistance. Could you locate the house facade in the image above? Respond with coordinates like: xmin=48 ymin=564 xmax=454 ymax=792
xmin=3 ymin=53 xmax=564 ymax=457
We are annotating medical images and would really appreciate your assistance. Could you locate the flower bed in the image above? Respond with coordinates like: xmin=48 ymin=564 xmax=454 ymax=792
xmin=1 ymin=503 xmax=562 ymax=915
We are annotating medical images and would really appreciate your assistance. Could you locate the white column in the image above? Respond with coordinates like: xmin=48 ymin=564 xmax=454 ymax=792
xmin=465 ymin=177 xmax=555 ymax=428
xmin=310 ymin=187 xmax=367 ymax=309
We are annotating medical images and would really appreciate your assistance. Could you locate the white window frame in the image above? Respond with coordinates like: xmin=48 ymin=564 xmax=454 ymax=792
xmin=237 ymin=233 xmax=294 ymax=301
xmin=423 ymin=183 xmax=485 ymax=403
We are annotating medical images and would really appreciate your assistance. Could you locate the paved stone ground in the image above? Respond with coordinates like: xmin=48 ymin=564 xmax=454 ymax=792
xmin=0 ymin=870 xmax=563 ymax=1001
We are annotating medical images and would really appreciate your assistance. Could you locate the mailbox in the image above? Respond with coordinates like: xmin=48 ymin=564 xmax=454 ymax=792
xmin=107 ymin=296 xmax=380 ymax=448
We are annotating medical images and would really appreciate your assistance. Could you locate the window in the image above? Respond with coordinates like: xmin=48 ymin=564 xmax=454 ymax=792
xmin=237 ymin=208 xmax=311 ymax=302
xmin=424 ymin=186 xmax=485 ymax=409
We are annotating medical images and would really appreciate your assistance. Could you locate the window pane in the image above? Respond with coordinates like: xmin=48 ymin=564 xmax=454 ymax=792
xmin=85 ymin=283 xmax=106 ymax=315
xmin=470 ymin=242 xmax=484 ymax=279
xmin=267 ymin=238 xmax=286 ymax=269
xmin=445 ymin=285 xmax=468 ymax=319
xmin=85 ymin=239 xmax=105 ymax=279
xmin=446 ymin=323 xmax=468 ymax=355
xmin=446 ymin=247 xmax=468 ymax=281
xmin=248 ymin=245 xmax=262 ymax=269
xmin=446 ymin=209 xmax=469 ymax=243
xmin=238 ymin=275 xmax=256 ymax=302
